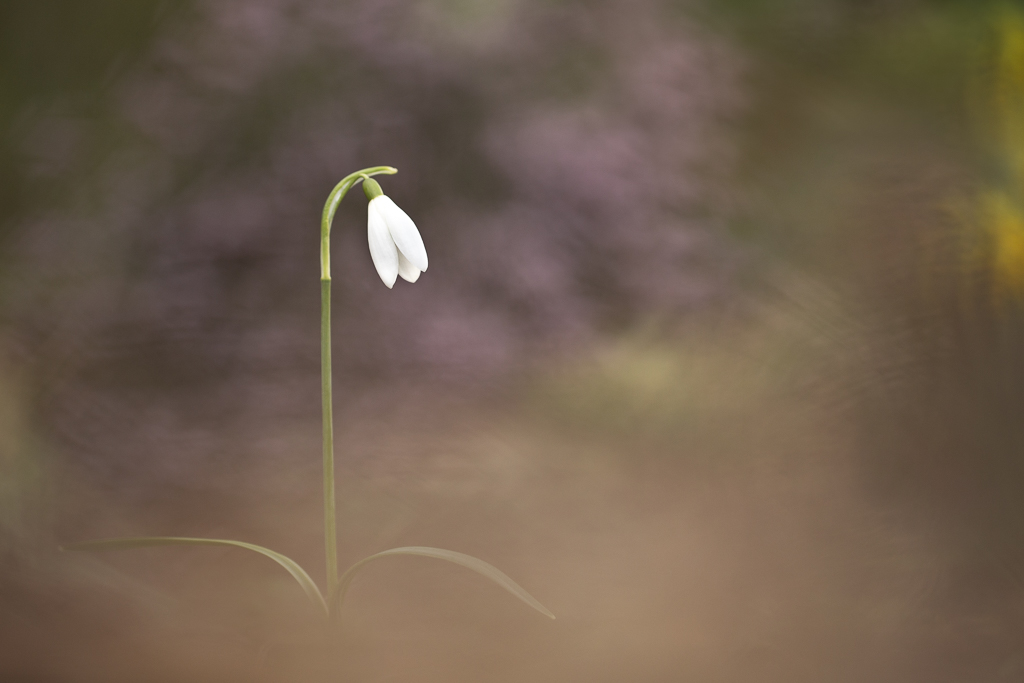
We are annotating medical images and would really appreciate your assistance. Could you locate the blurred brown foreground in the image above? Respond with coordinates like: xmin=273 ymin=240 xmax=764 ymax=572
xmin=6 ymin=294 xmax=1024 ymax=682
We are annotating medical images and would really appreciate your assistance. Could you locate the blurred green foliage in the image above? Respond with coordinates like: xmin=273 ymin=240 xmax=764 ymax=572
xmin=700 ymin=0 xmax=1024 ymax=568
xmin=0 ymin=0 xmax=185 ymax=543
xmin=962 ymin=5 xmax=1024 ymax=302
xmin=0 ymin=0 xmax=181 ymax=233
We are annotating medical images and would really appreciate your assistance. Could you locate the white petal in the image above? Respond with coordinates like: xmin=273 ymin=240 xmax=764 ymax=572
xmin=372 ymin=196 xmax=428 ymax=272
xmin=367 ymin=202 xmax=399 ymax=288
xmin=397 ymin=251 xmax=421 ymax=283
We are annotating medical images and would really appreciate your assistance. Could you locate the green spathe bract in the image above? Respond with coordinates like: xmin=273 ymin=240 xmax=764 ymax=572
xmin=64 ymin=166 xmax=554 ymax=626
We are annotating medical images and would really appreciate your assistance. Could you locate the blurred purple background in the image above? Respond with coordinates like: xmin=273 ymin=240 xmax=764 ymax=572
xmin=3 ymin=0 xmax=739 ymax=489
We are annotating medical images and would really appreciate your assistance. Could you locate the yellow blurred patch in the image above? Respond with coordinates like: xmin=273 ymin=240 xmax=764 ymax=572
xmin=958 ymin=8 xmax=1024 ymax=305
xmin=981 ymin=190 xmax=1024 ymax=298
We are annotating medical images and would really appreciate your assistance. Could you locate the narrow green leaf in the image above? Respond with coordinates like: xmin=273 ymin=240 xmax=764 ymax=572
xmin=332 ymin=546 xmax=555 ymax=620
xmin=63 ymin=536 xmax=328 ymax=617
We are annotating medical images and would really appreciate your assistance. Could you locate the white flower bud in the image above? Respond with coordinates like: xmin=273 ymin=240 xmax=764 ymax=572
xmin=366 ymin=190 xmax=427 ymax=288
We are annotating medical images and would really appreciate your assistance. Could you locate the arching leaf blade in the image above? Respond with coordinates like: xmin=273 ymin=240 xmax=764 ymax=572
xmin=63 ymin=536 xmax=328 ymax=617
xmin=333 ymin=546 xmax=555 ymax=620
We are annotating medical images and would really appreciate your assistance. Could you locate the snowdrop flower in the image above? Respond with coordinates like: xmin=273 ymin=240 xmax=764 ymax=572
xmin=363 ymin=177 xmax=428 ymax=288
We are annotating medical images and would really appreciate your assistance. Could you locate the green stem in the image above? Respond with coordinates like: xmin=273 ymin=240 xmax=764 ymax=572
xmin=321 ymin=279 xmax=337 ymax=600
xmin=319 ymin=165 xmax=397 ymax=608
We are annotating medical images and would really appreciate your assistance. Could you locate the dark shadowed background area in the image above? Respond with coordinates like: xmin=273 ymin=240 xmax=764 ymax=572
xmin=3 ymin=0 xmax=1024 ymax=681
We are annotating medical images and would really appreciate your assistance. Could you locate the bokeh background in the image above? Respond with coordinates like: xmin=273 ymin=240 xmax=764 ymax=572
xmin=3 ymin=0 xmax=1024 ymax=680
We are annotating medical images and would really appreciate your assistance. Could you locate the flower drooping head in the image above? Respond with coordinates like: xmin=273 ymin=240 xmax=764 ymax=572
xmin=363 ymin=177 xmax=428 ymax=288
